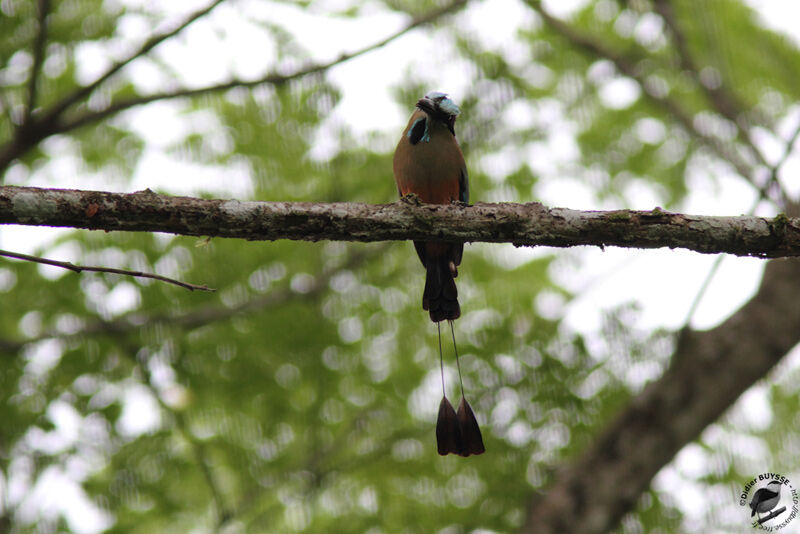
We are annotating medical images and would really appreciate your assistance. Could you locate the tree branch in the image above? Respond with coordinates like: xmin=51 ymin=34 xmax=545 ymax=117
xmin=526 ymin=0 xmax=761 ymax=186
xmin=681 ymin=111 xmax=800 ymax=326
xmin=50 ymin=0 xmax=466 ymax=134
xmin=764 ymin=118 xmax=800 ymax=206
xmin=0 ymin=246 xmax=378 ymax=355
xmin=38 ymin=0 xmax=227 ymax=128
xmin=0 ymin=0 xmax=226 ymax=175
xmin=653 ymin=0 xmax=749 ymax=128
xmin=1 ymin=186 xmax=799 ymax=258
xmin=120 ymin=342 xmax=232 ymax=527
xmin=25 ymin=0 xmax=51 ymax=124
xmin=0 ymin=248 xmax=214 ymax=292
xmin=0 ymin=0 xmax=467 ymax=173
xmin=652 ymin=0 xmax=773 ymax=176
xmin=521 ymin=203 xmax=800 ymax=533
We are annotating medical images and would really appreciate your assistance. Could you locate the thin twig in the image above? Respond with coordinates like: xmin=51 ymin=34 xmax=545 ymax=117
xmin=242 ymin=405 xmax=408 ymax=530
xmin=1 ymin=0 xmax=226 ymax=175
xmin=38 ymin=0 xmax=227 ymax=128
xmin=0 ymin=0 xmax=467 ymax=173
xmin=526 ymin=0 xmax=760 ymax=186
xmin=175 ymin=410 xmax=230 ymax=530
xmin=25 ymin=0 xmax=51 ymax=124
xmin=120 ymin=342 xmax=232 ymax=529
xmin=523 ymin=218 xmax=800 ymax=531
xmin=0 ymin=248 xmax=215 ymax=292
xmin=681 ymin=116 xmax=800 ymax=326
xmin=681 ymin=254 xmax=724 ymax=327
xmin=653 ymin=0 xmax=770 ymax=171
xmin=762 ymin=117 xmax=800 ymax=206
xmin=0 ymin=247 xmax=379 ymax=354
xmin=0 ymin=85 xmax=13 ymax=128
xmin=51 ymin=0 xmax=467 ymax=136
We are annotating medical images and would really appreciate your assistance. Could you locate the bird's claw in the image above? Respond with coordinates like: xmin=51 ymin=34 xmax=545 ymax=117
xmin=400 ymin=193 xmax=422 ymax=205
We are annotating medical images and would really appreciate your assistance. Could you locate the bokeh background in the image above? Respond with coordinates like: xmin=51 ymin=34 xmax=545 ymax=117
xmin=2 ymin=0 xmax=800 ymax=532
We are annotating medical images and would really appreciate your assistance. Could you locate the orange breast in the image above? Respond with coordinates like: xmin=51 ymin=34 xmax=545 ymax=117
xmin=393 ymin=113 xmax=465 ymax=205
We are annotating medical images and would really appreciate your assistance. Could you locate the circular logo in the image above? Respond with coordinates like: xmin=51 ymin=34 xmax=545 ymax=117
xmin=739 ymin=473 xmax=798 ymax=530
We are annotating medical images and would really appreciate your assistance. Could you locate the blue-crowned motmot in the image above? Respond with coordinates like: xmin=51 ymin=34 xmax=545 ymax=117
xmin=393 ymin=92 xmax=484 ymax=457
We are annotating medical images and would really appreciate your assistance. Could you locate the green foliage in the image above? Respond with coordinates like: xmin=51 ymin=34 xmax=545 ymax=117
xmin=674 ymin=0 xmax=800 ymax=117
xmin=1 ymin=1 xmax=799 ymax=533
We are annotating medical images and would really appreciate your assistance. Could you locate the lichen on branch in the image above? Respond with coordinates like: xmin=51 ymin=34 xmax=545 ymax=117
xmin=1 ymin=185 xmax=799 ymax=258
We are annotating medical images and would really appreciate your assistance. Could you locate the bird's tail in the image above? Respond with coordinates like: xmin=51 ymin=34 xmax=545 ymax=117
xmin=423 ymin=254 xmax=460 ymax=322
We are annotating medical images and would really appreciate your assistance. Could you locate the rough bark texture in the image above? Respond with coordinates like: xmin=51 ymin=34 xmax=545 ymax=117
xmin=521 ymin=203 xmax=800 ymax=533
xmin=2 ymin=185 xmax=800 ymax=257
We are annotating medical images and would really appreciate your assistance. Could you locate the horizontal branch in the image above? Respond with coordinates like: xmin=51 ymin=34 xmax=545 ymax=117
xmin=1 ymin=186 xmax=799 ymax=257
xmin=0 ymin=247 xmax=376 ymax=355
xmin=523 ymin=204 xmax=800 ymax=533
xmin=0 ymin=248 xmax=214 ymax=292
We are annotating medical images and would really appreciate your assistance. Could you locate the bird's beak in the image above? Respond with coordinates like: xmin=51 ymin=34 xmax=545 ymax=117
xmin=416 ymin=96 xmax=436 ymax=115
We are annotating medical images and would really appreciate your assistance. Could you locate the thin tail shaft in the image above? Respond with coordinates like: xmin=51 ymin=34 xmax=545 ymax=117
xmin=435 ymin=319 xmax=485 ymax=457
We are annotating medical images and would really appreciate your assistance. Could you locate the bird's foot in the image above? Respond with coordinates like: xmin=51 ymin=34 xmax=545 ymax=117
xmin=400 ymin=193 xmax=422 ymax=205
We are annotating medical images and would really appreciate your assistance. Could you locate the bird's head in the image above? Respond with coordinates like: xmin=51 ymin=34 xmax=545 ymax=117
xmin=416 ymin=92 xmax=460 ymax=134
xmin=767 ymin=481 xmax=783 ymax=492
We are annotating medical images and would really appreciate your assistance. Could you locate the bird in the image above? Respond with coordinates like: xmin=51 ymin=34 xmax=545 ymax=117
xmin=750 ymin=480 xmax=782 ymax=518
xmin=393 ymin=92 xmax=484 ymax=457
xmin=393 ymin=91 xmax=468 ymax=323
